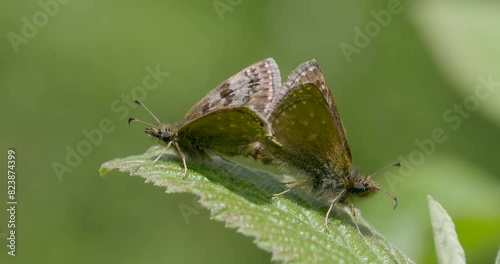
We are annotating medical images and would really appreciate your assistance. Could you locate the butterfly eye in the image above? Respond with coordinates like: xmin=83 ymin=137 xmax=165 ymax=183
xmin=353 ymin=182 xmax=366 ymax=193
xmin=160 ymin=131 xmax=171 ymax=142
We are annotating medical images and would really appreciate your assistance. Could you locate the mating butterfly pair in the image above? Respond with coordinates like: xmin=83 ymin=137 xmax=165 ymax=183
xmin=129 ymin=58 xmax=398 ymax=231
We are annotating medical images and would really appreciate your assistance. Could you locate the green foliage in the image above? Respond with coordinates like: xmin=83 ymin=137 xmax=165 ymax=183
xmin=428 ymin=196 xmax=466 ymax=264
xmin=100 ymin=147 xmax=413 ymax=263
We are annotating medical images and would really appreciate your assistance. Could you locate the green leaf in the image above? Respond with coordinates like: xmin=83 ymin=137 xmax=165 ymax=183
xmin=495 ymin=247 xmax=500 ymax=264
xmin=100 ymin=147 xmax=413 ymax=263
xmin=427 ymin=196 xmax=466 ymax=264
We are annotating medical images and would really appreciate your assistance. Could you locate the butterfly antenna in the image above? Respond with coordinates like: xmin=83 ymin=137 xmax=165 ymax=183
xmin=128 ymin=118 xmax=157 ymax=128
xmin=366 ymin=161 xmax=400 ymax=209
xmin=367 ymin=162 xmax=401 ymax=179
xmin=381 ymin=187 xmax=398 ymax=209
xmin=132 ymin=98 xmax=163 ymax=125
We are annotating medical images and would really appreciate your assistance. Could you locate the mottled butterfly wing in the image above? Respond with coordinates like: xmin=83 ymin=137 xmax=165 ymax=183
xmin=264 ymin=60 xmax=397 ymax=230
xmin=134 ymin=59 xmax=281 ymax=175
xmin=177 ymin=107 xmax=268 ymax=158
xmin=184 ymin=58 xmax=281 ymax=121
xmin=266 ymin=60 xmax=352 ymax=184
xmin=276 ymin=60 xmax=351 ymax=159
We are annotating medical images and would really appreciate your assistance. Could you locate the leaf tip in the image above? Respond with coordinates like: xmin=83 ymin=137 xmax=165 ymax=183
xmin=427 ymin=195 xmax=466 ymax=264
xmin=99 ymin=164 xmax=110 ymax=176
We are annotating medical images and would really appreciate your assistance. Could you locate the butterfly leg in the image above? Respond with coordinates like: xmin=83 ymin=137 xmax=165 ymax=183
xmin=153 ymin=144 xmax=169 ymax=162
xmin=131 ymin=144 xmax=169 ymax=173
xmin=173 ymin=142 xmax=188 ymax=177
xmin=349 ymin=202 xmax=362 ymax=234
xmin=270 ymin=179 xmax=306 ymax=198
xmin=275 ymin=181 xmax=297 ymax=185
xmin=324 ymin=190 xmax=346 ymax=232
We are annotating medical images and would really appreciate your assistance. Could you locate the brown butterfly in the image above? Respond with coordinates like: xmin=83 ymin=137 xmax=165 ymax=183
xmin=129 ymin=58 xmax=281 ymax=175
xmin=262 ymin=60 xmax=399 ymax=231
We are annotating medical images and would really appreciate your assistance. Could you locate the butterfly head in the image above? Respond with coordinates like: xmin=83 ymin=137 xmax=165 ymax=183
xmin=349 ymin=173 xmax=380 ymax=198
xmin=128 ymin=98 xmax=176 ymax=146
xmin=145 ymin=126 xmax=174 ymax=145
xmin=349 ymin=162 xmax=401 ymax=209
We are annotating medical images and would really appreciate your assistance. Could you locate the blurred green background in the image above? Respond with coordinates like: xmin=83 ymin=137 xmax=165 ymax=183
xmin=1 ymin=0 xmax=500 ymax=263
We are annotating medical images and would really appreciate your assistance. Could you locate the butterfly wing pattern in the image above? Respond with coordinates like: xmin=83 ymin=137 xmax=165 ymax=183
xmin=263 ymin=60 xmax=391 ymax=231
xmin=176 ymin=58 xmax=282 ymax=163
xmin=266 ymin=60 xmax=353 ymax=192
xmin=136 ymin=58 xmax=282 ymax=175
xmin=184 ymin=58 xmax=281 ymax=121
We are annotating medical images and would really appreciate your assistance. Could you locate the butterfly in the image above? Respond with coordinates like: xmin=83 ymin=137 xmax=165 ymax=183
xmin=129 ymin=58 xmax=282 ymax=175
xmin=262 ymin=60 xmax=399 ymax=231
